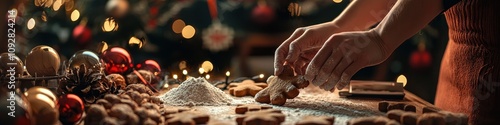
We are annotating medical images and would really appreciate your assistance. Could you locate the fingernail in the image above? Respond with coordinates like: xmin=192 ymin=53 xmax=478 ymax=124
xmin=324 ymin=80 xmax=336 ymax=91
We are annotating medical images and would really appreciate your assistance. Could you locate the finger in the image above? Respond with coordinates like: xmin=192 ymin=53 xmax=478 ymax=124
xmin=304 ymin=46 xmax=332 ymax=86
xmin=274 ymin=46 xmax=288 ymax=76
xmin=335 ymin=73 xmax=351 ymax=91
xmin=322 ymin=52 xmax=353 ymax=91
xmin=335 ymin=62 xmax=363 ymax=90
xmin=314 ymin=49 xmax=342 ymax=90
xmin=286 ymin=30 xmax=312 ymax=65
xmin=294 ymin=58 xmax=308 ymax=75
xmin=305 ymin=34 xmax=343 ymax=86
xmin=275 ymin=29 xmax=305 ymax=76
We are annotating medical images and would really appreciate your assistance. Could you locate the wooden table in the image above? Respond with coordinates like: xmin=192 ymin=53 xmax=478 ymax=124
xmin=162 ymin=85 xmax=439 ymax=125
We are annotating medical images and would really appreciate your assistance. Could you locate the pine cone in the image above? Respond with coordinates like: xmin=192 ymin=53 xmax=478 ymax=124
xmin=60 ymin=64 xmax=120 ymax=103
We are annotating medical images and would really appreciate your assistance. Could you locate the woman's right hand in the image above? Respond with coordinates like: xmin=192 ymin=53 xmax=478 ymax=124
xmin=274 ymin=22 xmax=342 ymax=76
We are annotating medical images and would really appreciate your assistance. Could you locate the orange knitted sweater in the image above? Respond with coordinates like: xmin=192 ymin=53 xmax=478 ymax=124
xmin=436 ymin=0 xmax=500 ymax=124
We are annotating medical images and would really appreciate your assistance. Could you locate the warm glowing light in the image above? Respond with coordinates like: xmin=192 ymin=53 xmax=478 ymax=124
xmin=226 ymin=71 xmax=230 ymax=77
xmin=201 ymin=61 xmax=213 ymax=72
xmin=173 ymin=74 xmax=178 ymax=79
xmin=70 ymin=10 xmax=80 ymax=21
xmin=205 ymin=74 xmax=210 ymax=79
xmin=27 ymin=18 xmax=36 ymax=30
xmin=99 ymin=41 xmax=108 ymax=53
xmin=333 ymin=0 xmax=342 ymax=3
xmin=128 ymin=37 xmax=143 ymax=48
xmin=53 ymin=0 xmax=63 ymax=11
xmin=41 ymin=12 xmax=47 ymax=22
xmin=259 ymin=74 xmax=265 ymax=79
xmin=397 ymin=75 xmax=408 ymax=87
xmin=163 ymin=83 xmax=169 ymax=88
xmin=181 ymin=25 xmax=196 ymax=39
xmin=172 ymin=19 xmax=186 ymax=33
xmin=288 ymin=3 xmax=301 ymax=17
xmin=198 ymin=68 xmax=205 ymax=75
xmin=102 ymin=18 xmax=118 ymax=32
xmin=182 ymin=69 xmax=188 ymax=75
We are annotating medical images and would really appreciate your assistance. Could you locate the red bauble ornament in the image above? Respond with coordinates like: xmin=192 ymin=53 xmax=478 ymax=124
xmin=57 ymin=94 xmax=84 ymax=124
xmin=410 ymin=50 xmax=432 ymax=70
xmin=252 ymin=4 xmax=275 ymax=24
xmin=136 ymin=60 xmax=161 ymax=76
xmin=101 ymin=47 xmax=133 ymax=75
xmin=73 ymin=25 xmax=92 ymax=45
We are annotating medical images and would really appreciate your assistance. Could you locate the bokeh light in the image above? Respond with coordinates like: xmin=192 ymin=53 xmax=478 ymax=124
xmin=53 ymin=0 xmax=63 ymax=11
xmin=128 ymin=37 xmax=143 ymax=48
xmin=27 ymin=18 xmax=36 ymax=30
xmin=201 ymin=61 xmax=213 ymax=73
xmin=181 ymin=25 xmax=196 ymax=39
xmin=397 ymin=75 xmax=408 ymax=87
xmin=102 ymin=18 xmax=118 ymax=32
xmin=70 ymin=10 xmax=80 ymax=21
xmin=172 ymin=19 xmax=185 ymax=33
xmin=333 ymin=0 xmax=342 ymax=3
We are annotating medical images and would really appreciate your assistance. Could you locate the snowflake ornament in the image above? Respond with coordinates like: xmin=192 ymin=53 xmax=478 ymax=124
xmin=202 ymin=22 xmax=235 ymax=52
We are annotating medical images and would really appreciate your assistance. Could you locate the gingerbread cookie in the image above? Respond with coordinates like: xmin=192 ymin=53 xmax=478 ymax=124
xmin=422 ymin=106 xmax=439 ymax=113
xmin=404 ymin=104 xmax=416 ymax=112
xmin=207 ymin=119 xmax=234 ymax=125
xmin=387 ymin=103 xmax=406 ymax=111
xmin=401 ymin=112 xmax=419 ymax=125
xmin=165 ymin=111 xmax=210 ymax=125
xmin=228 ymin=80 xmax=268 ymax=97
xmin=437 ymin=111 xmax=468 ymax=125
xmin=417 ymin=113 xmax=445 ymax=125
xmin=235 ymin=104 xmax=273 ymax=114
xmin=378 ymin=101 xmax=390 ymax=112
xmin=254 ymin=65 xmax=309 ymax=105
xmin=347 ymin=116 xmax=400 ymax=125
xmin=160 ymin=107 xmax=191 ymax=116
xmin=295 ymin=115 xmax=335 ymax=125
xmin=236 ymin=109 xmax=285 ymax=125
xmin=387 ymin=109 xmax=405 ymax=122
xmin=379 ymin=101 xmax=417 ymax=113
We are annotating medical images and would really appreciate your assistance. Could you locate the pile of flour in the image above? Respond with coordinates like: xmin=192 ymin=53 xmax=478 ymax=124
xmin=161 ymin=77 xmax=232 ymax=106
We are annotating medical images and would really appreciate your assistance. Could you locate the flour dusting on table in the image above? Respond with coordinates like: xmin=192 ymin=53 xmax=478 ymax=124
xmin=160 ymin=77 xmax=232 ymax=106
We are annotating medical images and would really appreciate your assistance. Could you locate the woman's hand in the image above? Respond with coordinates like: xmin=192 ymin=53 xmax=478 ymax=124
xmin=305 ymin=30 xmax=392 ymax=91
xmin=274 ymin=22 xmax=341 ymax=76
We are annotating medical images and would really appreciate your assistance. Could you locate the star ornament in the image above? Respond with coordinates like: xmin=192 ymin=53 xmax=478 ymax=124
xmin=202 ymin=22 xmax=235 ymax=52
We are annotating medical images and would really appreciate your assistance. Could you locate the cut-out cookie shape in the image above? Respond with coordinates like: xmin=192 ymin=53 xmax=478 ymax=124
xmin=207 ymin=119 xmax=234 ymax=125
xmin=236 ymin=109 xmax=285 ymax=125
xmin=165 ymin=111 xmax=210 ymax=125
xmin=228 ymin=80 xmax=268 ymax=97
xmin=347 ymin=116 xmax=400 ymax=125
xmin=235 ymin=104 xmax=273 ymax=114
xmin=254 ymin=65 xmax=309 ymax=105
xmin=295 ymin=115 xmax=335 ymax=125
